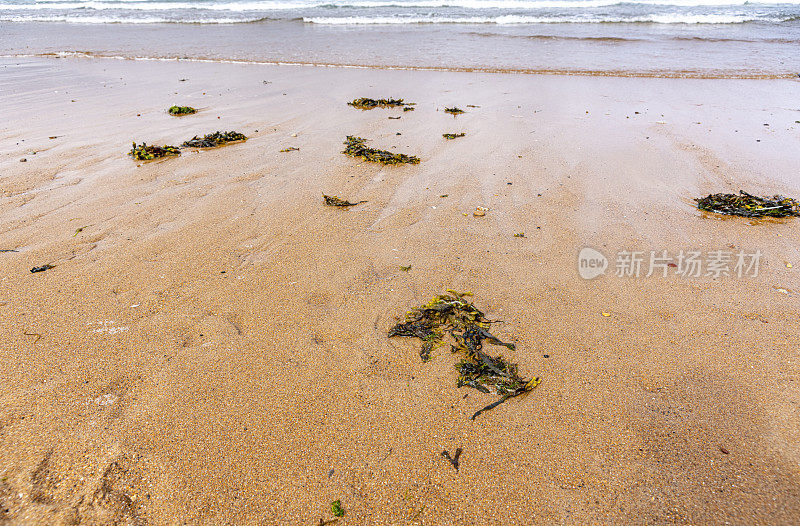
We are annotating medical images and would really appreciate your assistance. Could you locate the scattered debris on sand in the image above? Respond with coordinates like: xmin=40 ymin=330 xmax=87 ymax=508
xmin=168 ymin=105 xmax=197 ymax=116
xmin=30 ymin=264 xmax=54 ymax=273
xmin=444 ymin=107 xmax=465 ymax=116
xmin=443 ymin=133 xmax=466 ymax=140
xmin=696 ymin=190 xmax=800 ymax=218
xmin=342 ymin=136 xmax=420 ymax=165
xmin=388 ymin=290 xmax=540 ymax=419
xmin=130 ymin=142 xmax=180 ymax=161
xmin=182 ymin=131 xmax=247 ymax=148
xmin=330 ymin=500 xmax=345 ymax=517
xmin=280 ymin=147 xmax=300 ymax=152
xmin=441 ymin=448 xmax=462 ymax=471
xmin=323 ymin=194 xmax=366 ymax=207
xmin=400 ymin=265 xmax=411 ymax=272
xmin=348 ymin=97 xmax=408 ymax=110
xmin=403 ymin=106 xmax=415 ymax=112
xmin=514 ymin=232 xmax=526 ymax=238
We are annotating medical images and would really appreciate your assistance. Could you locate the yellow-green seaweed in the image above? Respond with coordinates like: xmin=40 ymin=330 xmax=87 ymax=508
xmin=342 ymin=136 xmax=419 ymax=165
xmin=388 ymin=290 xmax=540 ymax=419
xmin=168 ymin=105 xmax=197 ymax=116
xmin=696 ymin=190 xmax=800 ymax=218
xmin=129 ymin=142 xmax=181 ymax=161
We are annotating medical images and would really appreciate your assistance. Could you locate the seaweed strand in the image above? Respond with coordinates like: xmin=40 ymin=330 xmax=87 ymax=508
xmin=388 ymin=291 xmax=539 ymax=418
xmin=695 ymin=190 xmax=799 ymax=218
xmin=342 ymin=136 xmax=419 ymax=165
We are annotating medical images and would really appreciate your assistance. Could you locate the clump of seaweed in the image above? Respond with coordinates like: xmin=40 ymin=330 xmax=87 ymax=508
xmin=168 ymin=105 xmax=197 ymax=116
xmin=182 ymin=131 xmax=247 ymax=148
xmin=403 ymin=106 xmax=415 ymax=112
xmin=348 ymin=97 xmax=407 ymax=110
xmin=443 ymin=133 xmax=466 ymax=140
xmin=323 ymin=194 xmax=366 ymax=207
xmin=330 ymin=500 xmax=345 ymax=517
xmin=342 ymin=136 xmax=420 ymax=165
xmin=444 ymin=107 xmax=464 ymax=116
xmin=388 ymin=290 xmax=539 ymax=419
xmin=280 ymin=147 xmax=300 ymax=152
xmin=129 ymin=142 xmax=181 ymax=161
xmin=695 ymin=190 xmax=800 ymax=218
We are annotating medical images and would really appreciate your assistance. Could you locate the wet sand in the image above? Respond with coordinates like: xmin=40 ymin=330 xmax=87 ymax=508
xmin=1 ymin=56 xmax=800 ymax=524
xmin=3 ymin=20 xmax=800 ymax=79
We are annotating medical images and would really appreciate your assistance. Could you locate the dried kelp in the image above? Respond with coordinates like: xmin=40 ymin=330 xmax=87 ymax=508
xmin=129 ymin=142 xmax=181 ymax=161
xmin=182 ymin=131 xmax=247 ymax=148
xmin=323 ymin=194 xmax=366 ymax=207
xmin=443 ymin=133 xmax=465 ymax=140
xmin=388 ymin=290 xmax=539 ymax=419
xmin=280 ymin=147 xmax=300 ymax=152
xmin=444 ymin=107 xmax=464 ymax=116
xmin=696 ymin=190 xmax=800 ymax=218
xmin=168 ymin=105 xmax=197 ymax=116
xmin=342 ymin=136 xmax=419 ymax=165
xmin=30 ymin=264 xmax=54 ymax=273
xmin=348 ymin=97 xmax=407 ymax=110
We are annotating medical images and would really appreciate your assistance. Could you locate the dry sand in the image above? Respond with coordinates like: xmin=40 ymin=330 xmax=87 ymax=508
xmin=1 ymin=56 xmax=799 ymax=525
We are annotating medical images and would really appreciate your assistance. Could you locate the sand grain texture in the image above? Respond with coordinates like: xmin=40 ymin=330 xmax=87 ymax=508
xmin=1 ymin=57 xmax=799 ymax=525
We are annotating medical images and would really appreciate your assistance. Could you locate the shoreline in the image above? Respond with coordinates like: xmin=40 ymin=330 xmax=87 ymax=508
xmin=2 ymin=18 xmax=800 ymax=79
xmin=6 ymin=51 xmax=800 ymax=80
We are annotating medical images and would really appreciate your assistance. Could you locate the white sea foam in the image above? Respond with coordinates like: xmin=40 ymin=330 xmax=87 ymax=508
xmin=3 ymin=0 xmax=800 ymax=10
xmin=0 ymin=1 xmax=311 ymax=10
xmin=0 ymin=13 xmax=248 ymax=21
xmin=2 ymin=0 xmax=798 ymax=24
xmin=305 ymin=13 xmax=775 ymax=23
xmin=1 ymin=11 xmax=785 ymax=23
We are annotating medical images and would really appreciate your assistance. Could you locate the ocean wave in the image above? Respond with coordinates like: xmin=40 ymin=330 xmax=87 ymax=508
xmin=4 ymin=0 xmax=800 ymax=11
xmin=0 ymin=13 xmax=260 ymax=21
xmin=1 ymin=12 xmax=788 ymax=23
xmin=304 ymin=13 xmax=782 ymax=22
xmin=0 ymin=1 xmax=313 ymax=10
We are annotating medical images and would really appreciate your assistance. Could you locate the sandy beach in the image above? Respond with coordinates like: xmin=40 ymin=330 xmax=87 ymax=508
xmin=2 ymin=55 xmax=800 ymax=524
